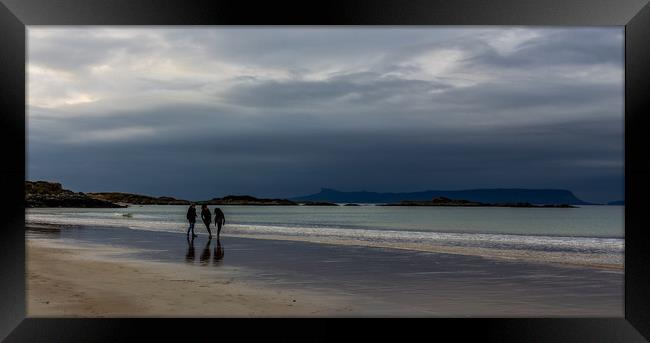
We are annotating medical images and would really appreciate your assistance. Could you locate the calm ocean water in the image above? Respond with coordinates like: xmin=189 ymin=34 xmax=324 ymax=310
xmin=26 ymin=205 xmax=624 ymax=266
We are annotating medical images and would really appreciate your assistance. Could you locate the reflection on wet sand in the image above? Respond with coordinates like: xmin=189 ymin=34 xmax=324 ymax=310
xmin=200 ymin=238 xmax=212 ymax=265
xmin=185 ymin=236 xmax=195 ymax=263
xmin=185 ymin=237 xmax=224 ymax=265
xmin=213 ymin=239 xmax=225 ymax=265
xmin=26 ymin=224 xmax=63 ymax=239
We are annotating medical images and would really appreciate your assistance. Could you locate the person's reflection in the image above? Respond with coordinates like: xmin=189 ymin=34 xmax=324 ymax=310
xmin=200 ymin=238 xmax=212 ymax=265
xmin=185 ymin=235 xmax=195 ymax=263
xmin=213 ymin=238 xmax=225 ymax=265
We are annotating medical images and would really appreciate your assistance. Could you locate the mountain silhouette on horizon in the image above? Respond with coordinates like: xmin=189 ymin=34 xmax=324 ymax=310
xmin=291 ymin=188 xmax=592 ymax=205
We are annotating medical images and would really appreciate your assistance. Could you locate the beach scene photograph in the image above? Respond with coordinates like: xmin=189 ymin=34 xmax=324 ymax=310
xmin=26 ymin=27 xmax=624 ymax=317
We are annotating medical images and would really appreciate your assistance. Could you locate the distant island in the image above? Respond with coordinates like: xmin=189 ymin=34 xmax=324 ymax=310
xmin=200 ymin=195 xmax=297 ymax=206
xmin=292 ymin=188 xmax=592 ymax=205
xmin=382 ymin=197 xmax=577 ymax=208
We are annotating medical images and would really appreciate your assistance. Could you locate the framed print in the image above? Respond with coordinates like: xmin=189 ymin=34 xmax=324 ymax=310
xmin=1 ymin=0 xmax=649 ymax=341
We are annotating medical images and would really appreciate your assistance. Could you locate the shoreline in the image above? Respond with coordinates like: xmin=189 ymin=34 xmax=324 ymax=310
xmin=26 ymin=221 xmax=623 ymax=271
xmin=26 ymin=223 xmax=624 ymax=317
xmin=222 ymin=232 xmax=623 ymax=271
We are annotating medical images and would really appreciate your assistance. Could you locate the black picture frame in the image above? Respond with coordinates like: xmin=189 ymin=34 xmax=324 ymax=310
xmin=1 ymin=0 xmax=649 ymax=341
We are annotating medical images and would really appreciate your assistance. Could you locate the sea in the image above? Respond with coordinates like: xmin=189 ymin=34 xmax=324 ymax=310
xmin=25 ymin=204 xmax=624 ymax=268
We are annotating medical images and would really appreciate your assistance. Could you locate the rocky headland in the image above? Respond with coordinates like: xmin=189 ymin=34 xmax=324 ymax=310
xmin=26 ymin=181 xmax=125 ymax=208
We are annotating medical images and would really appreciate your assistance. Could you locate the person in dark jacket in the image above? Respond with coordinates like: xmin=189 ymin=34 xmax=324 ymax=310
xmin=186 ymin=204 xmax=197 ymax=238
xmin=214 ymin=207 xmax=225 ymax=238
xmin=201 ymin=204 xmax=213 ymax=238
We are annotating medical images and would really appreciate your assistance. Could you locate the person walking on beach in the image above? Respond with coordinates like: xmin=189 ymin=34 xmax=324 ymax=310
xmin=214 ymin=207 xmax=225 ymax=238
xmin=201 ymin=204 xmax=213 ymax=238
xmin=186 ymin=204 xmax=197 ymax=238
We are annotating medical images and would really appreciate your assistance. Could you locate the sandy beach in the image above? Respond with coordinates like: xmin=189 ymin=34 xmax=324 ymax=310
xmin=27 ymin=238 xmax=353 ymax=317
xmin=26 ymin=223 xmax=624 ymax=317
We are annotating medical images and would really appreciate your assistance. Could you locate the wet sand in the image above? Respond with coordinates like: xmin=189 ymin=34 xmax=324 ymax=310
xmin=27 ymin=239 xmax=353 ymax=317
xmin=26 ymin=224 xmax=624 ymax=317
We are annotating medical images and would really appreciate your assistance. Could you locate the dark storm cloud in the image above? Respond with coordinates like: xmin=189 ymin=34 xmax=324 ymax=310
xmin=27 ymin=27 xmax=624 ymax=203
xmin=221 ymin=72 xmax=453 ymax=111
xmin=462 ymin=28 xmax=623 ymax=68
xmin=28 ymin=119 xmax=623 ymax=201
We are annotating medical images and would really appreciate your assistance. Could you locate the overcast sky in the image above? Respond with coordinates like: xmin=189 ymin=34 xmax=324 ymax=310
xmin=27 ymin=27 xmax=624 ymax=203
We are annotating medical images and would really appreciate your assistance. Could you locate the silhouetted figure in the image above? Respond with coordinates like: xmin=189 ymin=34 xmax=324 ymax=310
xmin=214 ymin=207 xmax=225 ymax=238
xmin=185 ymin=235 xmax=195 ymax=263
xmin=213 ymin=238 xmax=225 ymax=264
xmin=201 ymin=204 xmax=213 ymax=238
xmin=186 ymin=204 xmax=197 ymax=237
xmin=200 ymin=237 xmax=212 ymax=264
